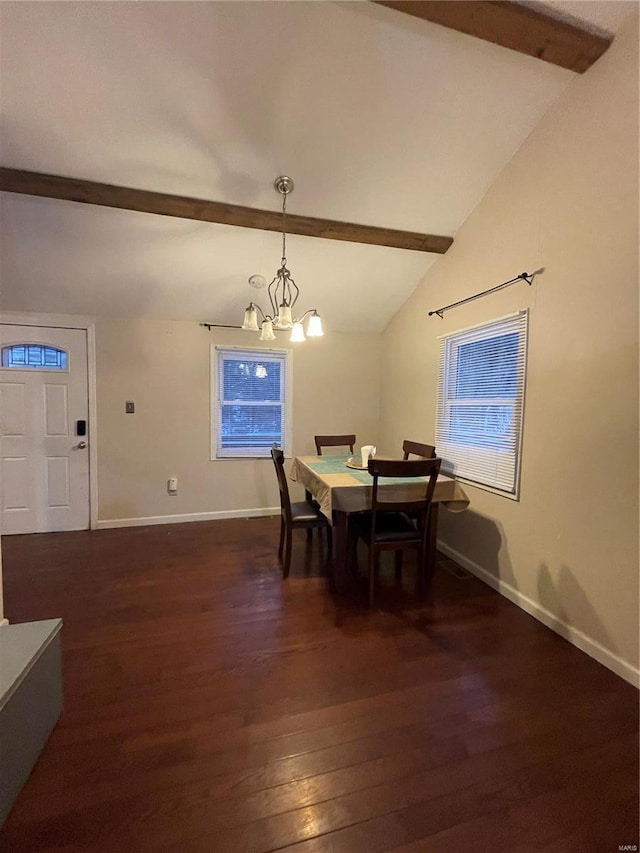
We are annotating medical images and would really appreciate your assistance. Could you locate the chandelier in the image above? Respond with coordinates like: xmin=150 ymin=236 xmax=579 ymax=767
xmin=242 ymin=176 xmax=324 ymax=343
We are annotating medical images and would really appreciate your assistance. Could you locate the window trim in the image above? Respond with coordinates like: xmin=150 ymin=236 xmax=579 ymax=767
xmin=210 ymin=344 xmax=293 ymax=461
xmin=435 ymin=311 xmax=528 ymax=501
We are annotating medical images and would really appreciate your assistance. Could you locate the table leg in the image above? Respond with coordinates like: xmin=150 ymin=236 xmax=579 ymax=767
xmin=426 ymin=503 xmax=439 ymax=585
xmin=332 ymin=510 xmax=349 ymax=593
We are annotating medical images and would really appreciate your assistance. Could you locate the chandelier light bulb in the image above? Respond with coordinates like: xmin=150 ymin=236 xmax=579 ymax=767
xmin=242 ymin=305 xmax=259 ymax=331
xmin=306 ymin=311 xmax=324 ymax=337
xmin=290 ymin=322 xmax=306 ymax=342
xmin=277 ymin=303 xmax=293 ymax=329
xmin=260 ymin=320 xmax=276 ymax=341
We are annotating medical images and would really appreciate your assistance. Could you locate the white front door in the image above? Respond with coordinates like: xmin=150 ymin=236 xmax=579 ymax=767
xmin=0 ymin=325 xmax=90 ymax=534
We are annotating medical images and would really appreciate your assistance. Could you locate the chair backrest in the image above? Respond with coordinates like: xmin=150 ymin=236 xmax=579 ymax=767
xmin=314 ymin=434 xmax=356 ymax=455
xmin=368 ymin=457 xmax=442 ymax=535
xmin=402 ymin=439 xmax=436 ymax=460
xmin=271 ymin=447 xmax=292 ymax=521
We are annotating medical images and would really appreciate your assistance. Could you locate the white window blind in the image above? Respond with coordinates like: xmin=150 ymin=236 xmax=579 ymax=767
xmin=435 ymin=311 xmax=528 ymax=497
xmin=213 ymin=347 xmax=290 ymax=458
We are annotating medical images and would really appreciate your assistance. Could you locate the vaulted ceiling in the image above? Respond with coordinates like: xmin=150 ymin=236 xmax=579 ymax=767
xmin=0 ymin=1 xmax=634 ymax=332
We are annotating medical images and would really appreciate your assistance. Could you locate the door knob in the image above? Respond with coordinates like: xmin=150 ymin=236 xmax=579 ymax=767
xmin=76 ymin=441 xmax=87 ymax=450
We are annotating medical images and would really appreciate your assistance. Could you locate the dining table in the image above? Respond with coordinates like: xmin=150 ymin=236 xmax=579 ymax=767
xmin=291 ymin=454 xmax=470 ymax=590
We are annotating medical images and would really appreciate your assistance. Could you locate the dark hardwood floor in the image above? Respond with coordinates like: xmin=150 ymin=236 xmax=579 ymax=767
xmin=0 ymin=518 xmax=637 ymax=852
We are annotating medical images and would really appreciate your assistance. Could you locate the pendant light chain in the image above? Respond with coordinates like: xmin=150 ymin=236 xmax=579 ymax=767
xmin=281 ymin=191 xmax=287 ymax=267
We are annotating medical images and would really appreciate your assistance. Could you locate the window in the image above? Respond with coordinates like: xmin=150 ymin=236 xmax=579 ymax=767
xmin=212 ymin=346 xmax=291 ymax=458
xmin=1 ymin=344 xmax=68 ymax=370
xmin=435 ymin=311 xmax=528 ymax=497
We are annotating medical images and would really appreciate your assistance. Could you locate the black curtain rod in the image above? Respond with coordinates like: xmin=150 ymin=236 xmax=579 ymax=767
xmin=200 ymin=322 xmax=290 ymax=332
xmin=200 ymin=323 xmax=242 ymax=330
xmin=428 ymin=272 xmax=533 ymax=318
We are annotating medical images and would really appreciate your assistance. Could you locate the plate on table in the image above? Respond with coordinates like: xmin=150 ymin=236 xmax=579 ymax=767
xmin=346 ymin=458 xmax=369 ymax=471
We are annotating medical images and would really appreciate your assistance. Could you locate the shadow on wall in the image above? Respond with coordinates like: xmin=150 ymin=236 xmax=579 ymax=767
xmin=439 ymin=508 xmax=515 ymax=584
xmin=442 ymin=510 xmax=619 ymax=658
xmin=537 ymin=563 xmax=616 ymax=658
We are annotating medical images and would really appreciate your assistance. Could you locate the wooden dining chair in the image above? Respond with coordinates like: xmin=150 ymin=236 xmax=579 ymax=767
xmin=271 ymin=447 xmax=332 ymax=578
xmin=314 ymin=434 xmax=356 ymax=456
xmin=402 ymin=439 xmax=436 ymax=460
xmin=350 ymin=457 xmax=441 ymax=608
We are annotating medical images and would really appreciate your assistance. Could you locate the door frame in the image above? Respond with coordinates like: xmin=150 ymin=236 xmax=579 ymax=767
xmin=0 ymin=311 xmax=98 ymax=530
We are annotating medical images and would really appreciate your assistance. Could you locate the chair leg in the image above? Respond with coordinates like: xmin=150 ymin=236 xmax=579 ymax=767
xmin=369 ymin=547 xmax=377 ymax=609
xmin=278 ymin=515 xmax=285 ymax=559
xmin=346 ymin=521 xmax=357 ymax=575
xmin=283 ymin=525 xmax=292 ymax=579
xmin=417 ymin=544 xmax=432 ymax=600
xmin=394 ymin=551 xmax=403 ymax=581
xmin=419 ymin=546 xmax=436 ymax=602
xmin=304 ymin=526 xmax=314 ymax=574
xmin=326 ymin=524 xmax=333 ymax=566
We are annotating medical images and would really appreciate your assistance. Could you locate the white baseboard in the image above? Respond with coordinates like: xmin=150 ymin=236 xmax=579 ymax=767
xmin=96 ymin=506 xmax=280 ymax=530
xmin=0 ymin=619 xmax=9 ymax=628
xmin=438 ymin=540 xmax=640 ymax=689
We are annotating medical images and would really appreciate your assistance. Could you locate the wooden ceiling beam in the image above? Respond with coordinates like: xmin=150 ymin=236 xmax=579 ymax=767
xmin=372 ymin=1 xmax=612 ymax=73
xmin=0 ymin=168 xmax=453 ymax=255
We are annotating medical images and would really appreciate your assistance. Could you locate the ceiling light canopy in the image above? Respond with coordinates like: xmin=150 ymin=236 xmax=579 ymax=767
xmin=242 ymin=177 xmax=323 ymax=343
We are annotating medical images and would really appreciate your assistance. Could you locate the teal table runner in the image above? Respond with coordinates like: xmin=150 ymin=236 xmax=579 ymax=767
xmin=292 ymin=455 xmax=469 ymax=519
xmin=305 ymin=456 xmax=431 ymax=485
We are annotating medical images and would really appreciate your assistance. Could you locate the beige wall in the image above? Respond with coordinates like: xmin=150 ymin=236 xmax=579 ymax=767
xmin=95 ymin=320 xmax=381 ymax=521
xmin=380 ymin=13 xmax=639 ymax=676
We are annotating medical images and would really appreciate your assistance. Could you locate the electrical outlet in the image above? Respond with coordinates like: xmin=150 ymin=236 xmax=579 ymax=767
xmin=168 ymin=477 xmax=178 ymax=494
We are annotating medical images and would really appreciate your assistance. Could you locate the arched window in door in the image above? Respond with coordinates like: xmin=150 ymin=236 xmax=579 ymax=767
xmin=1 ymin=344 xmax=68 ymax=370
